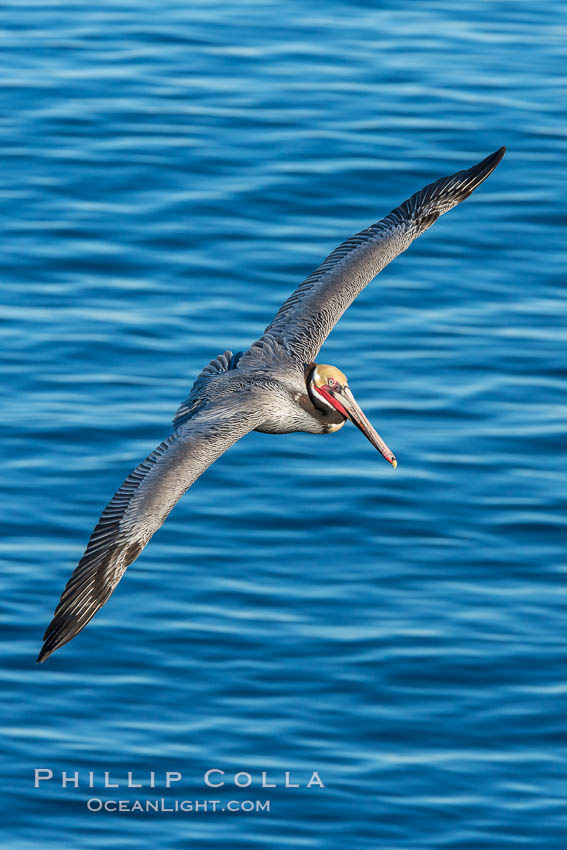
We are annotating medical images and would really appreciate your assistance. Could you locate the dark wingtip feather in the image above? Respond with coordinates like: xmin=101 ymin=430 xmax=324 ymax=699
xmin=449 ymin=145 xmax=505 ymax=204
xmin=37 ymin=613 xmax=82 ymax=662
xmin=400 ymin=145 xmax=506 ymax=233
xmin=491 ymin=145 xmax=506 ymax=163
xmin=470 ymin=145 xmax=506 ymax=183
xmin=36 ymin=553 xmax=125 ymax=663
xmin=37 ymin=645 xmax=53 ymax=664
xmin=434 ymin=145 xmax=506 ymax=203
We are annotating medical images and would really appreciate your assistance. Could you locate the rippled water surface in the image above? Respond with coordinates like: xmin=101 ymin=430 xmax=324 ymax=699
xmin=1 ymin=1 xmax=566 ymax=847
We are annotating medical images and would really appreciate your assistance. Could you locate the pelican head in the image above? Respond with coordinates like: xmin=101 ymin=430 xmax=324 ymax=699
xmin=309 ymin=364 xmax=397 ymax=468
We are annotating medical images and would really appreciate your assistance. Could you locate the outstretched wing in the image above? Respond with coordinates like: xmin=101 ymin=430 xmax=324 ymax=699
xmin=38 ymin=400 xmax=265 ymax=662
xmin=256 ymin=147 xmax=505 ymax=364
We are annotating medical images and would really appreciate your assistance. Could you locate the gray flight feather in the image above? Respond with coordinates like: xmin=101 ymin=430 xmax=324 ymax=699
xmin=37 ymin=400 xmax=266 ymax=662
xmin=247 ymin=147 xmax=505 ymax=365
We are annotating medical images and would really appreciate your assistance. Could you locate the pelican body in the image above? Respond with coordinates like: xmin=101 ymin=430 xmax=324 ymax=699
xmin=38 ymin=148 xmax=505 ymax=662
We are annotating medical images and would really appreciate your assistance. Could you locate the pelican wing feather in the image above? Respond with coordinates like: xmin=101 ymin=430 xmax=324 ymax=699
xmin=38 ymin=400 xmax=265 ymax=662
xmin=256 ymin=148 xmax=505 ymax=364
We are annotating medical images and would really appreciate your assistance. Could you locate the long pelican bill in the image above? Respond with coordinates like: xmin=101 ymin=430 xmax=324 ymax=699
xmin=319 ymin=384 xmax=397 ymax=468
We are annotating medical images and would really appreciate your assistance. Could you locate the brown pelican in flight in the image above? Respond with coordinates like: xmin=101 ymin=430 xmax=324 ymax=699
xmin=38 ymin=147 xmax=505 ymax=662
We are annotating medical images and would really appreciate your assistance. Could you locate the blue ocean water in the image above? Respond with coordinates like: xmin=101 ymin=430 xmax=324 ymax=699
xmin=1 ymin=1 xmax=566 ymax=846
